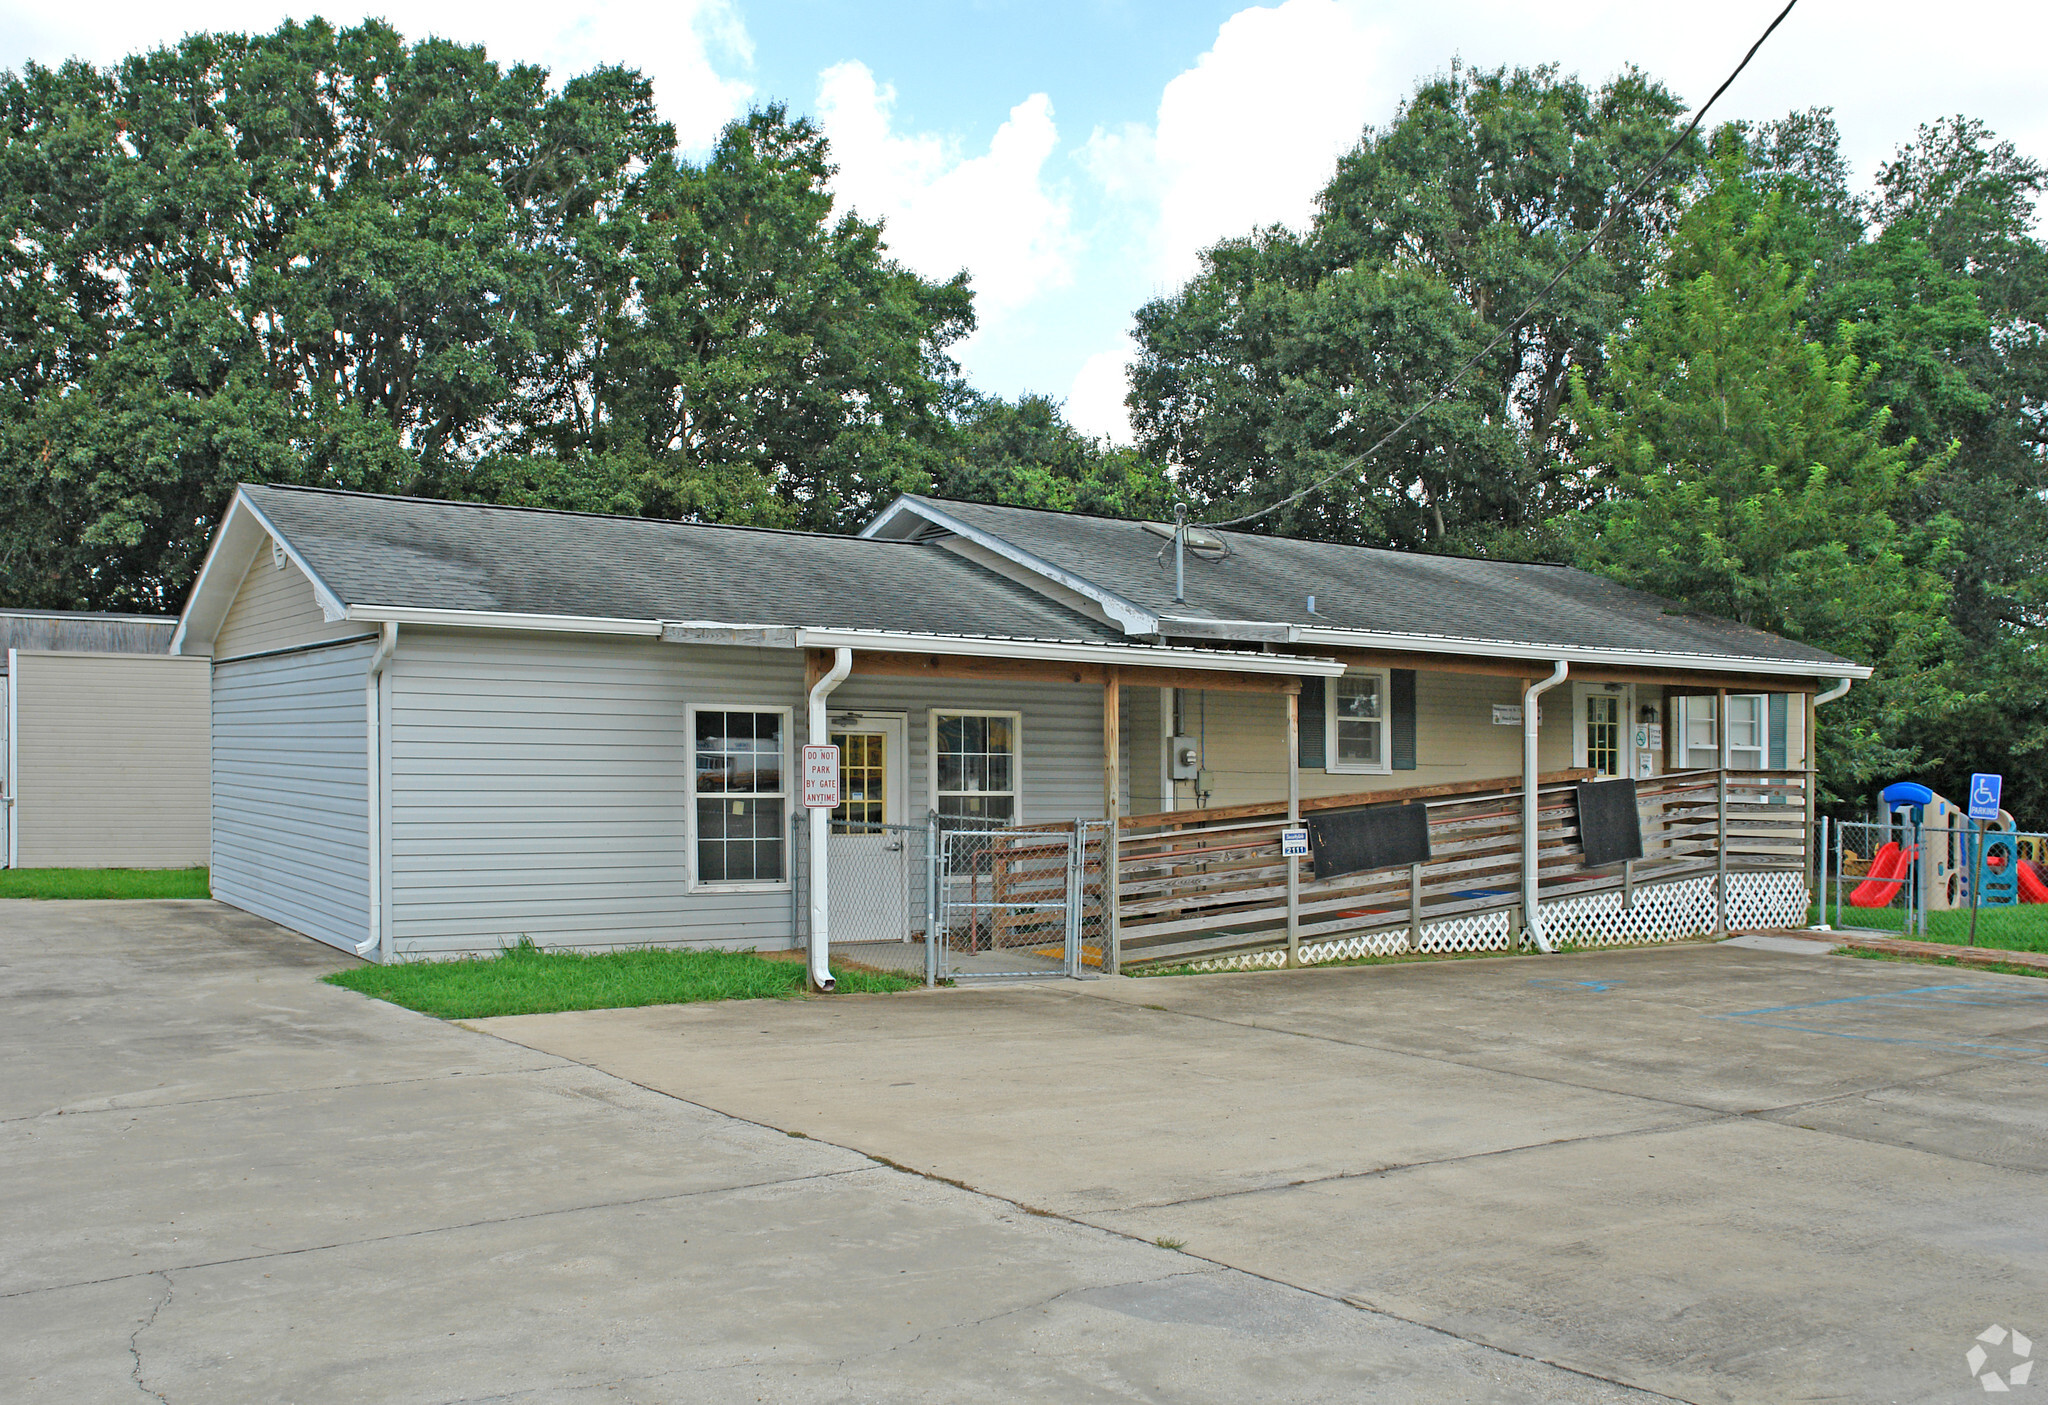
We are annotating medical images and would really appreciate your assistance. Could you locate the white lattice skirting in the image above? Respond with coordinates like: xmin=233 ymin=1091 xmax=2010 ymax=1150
xmin=1165 ymin=870 xmax=1812 ymax=972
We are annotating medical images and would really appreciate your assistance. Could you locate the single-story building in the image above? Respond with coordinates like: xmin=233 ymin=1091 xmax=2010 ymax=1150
xmin=171 ymin=485 xmax=1869 ymax=978
xmin=3 ymin=610 xmax=210 ymax=869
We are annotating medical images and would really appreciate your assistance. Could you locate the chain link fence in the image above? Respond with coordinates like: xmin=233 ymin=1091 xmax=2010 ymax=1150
xmin=1821 ymin=817 xmax=2048 ymax=953
xmin=789 ymin=812 xmax=1117 ymax=984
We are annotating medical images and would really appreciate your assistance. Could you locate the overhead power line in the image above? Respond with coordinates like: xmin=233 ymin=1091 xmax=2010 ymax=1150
xmin=1193 ymin=0 xmax=1802 ymax=533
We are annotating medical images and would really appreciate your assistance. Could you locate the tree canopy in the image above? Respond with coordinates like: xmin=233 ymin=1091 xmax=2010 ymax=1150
xmin=0 ymin=19 xmax=985 ymax=608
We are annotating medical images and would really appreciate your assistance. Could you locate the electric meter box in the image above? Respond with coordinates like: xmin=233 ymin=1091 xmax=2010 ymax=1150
xmin=1168 ymin=735 xmax=1200 ymax=781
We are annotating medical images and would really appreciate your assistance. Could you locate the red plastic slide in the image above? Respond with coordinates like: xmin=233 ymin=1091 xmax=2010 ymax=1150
xmin=1850 ymin=842 xmax=1916 ymax=907
xmin=2019 ymin=858 xmax=2048 ymax=904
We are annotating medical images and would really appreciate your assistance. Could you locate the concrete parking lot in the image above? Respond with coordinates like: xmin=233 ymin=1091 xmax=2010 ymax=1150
xmin=5 ymin=901 xmax=2045 ymax=1403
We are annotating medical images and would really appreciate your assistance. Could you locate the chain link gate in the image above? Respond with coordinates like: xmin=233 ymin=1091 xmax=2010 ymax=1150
xmin=934 ymin=821 xmax=1106 ymax=979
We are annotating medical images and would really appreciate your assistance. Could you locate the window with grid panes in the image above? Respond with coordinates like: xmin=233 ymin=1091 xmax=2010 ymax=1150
xmin=933 ymin=713 xmax=1017 ymax=824
xmin=830 ymin=730 xmax=887 ymax=833
xmin=1585 ymin=693 xmax=1622 ymax=776
xmin=693 ymin=709 xmax=786 ymax=883
xmin=1326 ymin=671 xmax=1388 ymax=772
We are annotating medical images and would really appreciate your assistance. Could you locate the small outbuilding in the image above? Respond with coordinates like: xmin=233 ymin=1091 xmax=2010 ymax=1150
xmin=2 ymin=611 xmax=210 ymax=869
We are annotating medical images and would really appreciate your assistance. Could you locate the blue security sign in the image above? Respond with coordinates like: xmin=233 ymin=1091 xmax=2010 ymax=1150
xmin=1280 ymin=827 xmax=1310 ymax=857
xmin=1968 ymin=773 xmax=2003 ymax=822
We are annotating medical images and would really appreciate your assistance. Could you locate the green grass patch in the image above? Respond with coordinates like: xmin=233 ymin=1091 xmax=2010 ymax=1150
xmin=1814 ymin=896 xmax=2048 ymax=954
xmin=323 ymin=939 xmax=919 ymax=1019
xmin=1835 ymin=947 xmax=2047 ymax=979
xmin=0 ymin=866 xmax=210 ymax=899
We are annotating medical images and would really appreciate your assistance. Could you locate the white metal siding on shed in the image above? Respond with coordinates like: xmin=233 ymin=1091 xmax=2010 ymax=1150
xmin=211 ymin=641 xmax=371 ymax=951
xmin=379 ymin=630 xmax=1114 ymax=960
xmin=8 ymin=652 xmax=211 ymax=868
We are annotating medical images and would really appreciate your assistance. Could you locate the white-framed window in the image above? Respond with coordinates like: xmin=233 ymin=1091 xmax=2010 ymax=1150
xmin=1724 ymin=694 xmax=1766 ymax=771
xmin=1326 ymin=669 xmax=1391 ymax=774
xmin=687 ymin=705 xmax=790 ymax=889
xmin=1573 ymin=684 xmax=1633 ymax=778
xmin=1673 ymin=694 xmax=1767 ymax=770
xmin=930 ymin=710 xmax=1020 ymax=824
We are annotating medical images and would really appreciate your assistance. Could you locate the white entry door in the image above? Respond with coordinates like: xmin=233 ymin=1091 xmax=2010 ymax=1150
xmin=826 ymin=713 xmax=910 ymax=942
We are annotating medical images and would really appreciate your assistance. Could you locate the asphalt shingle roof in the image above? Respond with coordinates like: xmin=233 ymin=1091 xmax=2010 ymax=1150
xmin=901 ymin=495 xmax=1857 ymax=670
xmin=241 ymin=486 xmax=1125 ymax=645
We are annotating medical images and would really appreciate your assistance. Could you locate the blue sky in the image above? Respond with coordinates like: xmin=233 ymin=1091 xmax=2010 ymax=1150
xmin=7 ymin=1 xmax=2045 ymax=440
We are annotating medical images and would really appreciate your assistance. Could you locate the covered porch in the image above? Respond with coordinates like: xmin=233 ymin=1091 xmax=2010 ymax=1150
xmin=806 ymin=640 xmax=1837 ymax=981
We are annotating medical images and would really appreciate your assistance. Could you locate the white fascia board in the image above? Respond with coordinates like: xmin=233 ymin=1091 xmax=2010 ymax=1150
xmin=234 ymin=494 xmax=353 ymax=623
xmin=1293 ymin=625 xmax=1874 ymax=681
xmin=170 ymin=489 xmax=317 ymax=655
xmin=859 ymin=498 xmax=1159 ymax=636
xmin=345 ymin=605 xmax=663 ymax=637
xmin=794 ymin=628 xmax=1346 ymax=677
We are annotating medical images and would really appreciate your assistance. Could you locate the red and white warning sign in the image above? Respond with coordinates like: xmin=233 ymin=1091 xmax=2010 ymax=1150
xmin=801 ymin=743 xmax=841 ymax=809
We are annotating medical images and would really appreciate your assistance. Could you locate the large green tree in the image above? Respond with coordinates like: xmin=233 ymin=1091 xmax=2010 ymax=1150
xmin=1129 ymin=63 xmax=1697 ymax=548
xmin=1569 ymin=153 xmax=1961 ymax=803
xmin=0 ymin=21 xmax=972 ymax=609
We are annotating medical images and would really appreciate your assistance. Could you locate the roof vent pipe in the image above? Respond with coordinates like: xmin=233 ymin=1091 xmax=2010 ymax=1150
xmin=806 ymin=647 xmax=853 ymax=993
xmin=1173 ymin=503 xmax=1187 ymax=604
xmin=1521 ymin=660 xmax=1569 ymax=954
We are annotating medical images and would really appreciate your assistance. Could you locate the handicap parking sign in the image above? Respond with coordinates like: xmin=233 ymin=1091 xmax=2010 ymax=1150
xmin=1968 ymin=773 xmax=2003 ymax=822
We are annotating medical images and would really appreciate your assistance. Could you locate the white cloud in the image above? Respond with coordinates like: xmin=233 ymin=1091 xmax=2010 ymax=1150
xmin=815 ymin=61 xmax=1075 ymax=323
xmin=0 ymin=0 xmax=755 ymax=149
xmin=1082 ymin=0 xmax=1386 ymax=288
xmin=1065 ymin=337 xmax=1140 ymax=446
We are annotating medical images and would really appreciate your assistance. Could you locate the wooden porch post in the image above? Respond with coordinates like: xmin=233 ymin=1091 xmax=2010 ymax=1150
xmin=1285 ymin=685 xmax=1301 ymax=968
xmin=1103 ymin=667 xmax=1121 ymax=975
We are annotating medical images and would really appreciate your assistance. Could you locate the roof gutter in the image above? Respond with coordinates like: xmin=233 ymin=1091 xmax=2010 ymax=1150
xmin=791 ymin=628 xmax=1347 ymax=677
xmin=1293 ymin=625 xmax=1872 ymax=682
xmin=346 ymin=605 xmax=663 ymax=636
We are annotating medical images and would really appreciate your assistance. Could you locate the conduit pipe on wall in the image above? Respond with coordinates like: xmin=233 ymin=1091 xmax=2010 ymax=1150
xmin=1521 ymin=660 xmax=1570 ymax=954
xmin=806 ymin=647 xmax=853 ymax=993
xmin=355 ymin=622 xmax=399 ymax=960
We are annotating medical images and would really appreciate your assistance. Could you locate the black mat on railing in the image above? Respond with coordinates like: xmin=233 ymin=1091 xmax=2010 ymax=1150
xmin=1307 ymin=803 xmax=1432 ymax=879
xmin=1576 ymin=778 xmax=1644 ymax=868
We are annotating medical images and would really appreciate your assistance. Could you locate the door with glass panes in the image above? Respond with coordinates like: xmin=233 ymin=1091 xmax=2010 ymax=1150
xmin=825 ymin=713 xmax=909 ymax=943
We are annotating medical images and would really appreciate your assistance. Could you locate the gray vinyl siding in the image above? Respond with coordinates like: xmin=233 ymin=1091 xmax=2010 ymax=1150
xmin=9 ymin=652 xmax=210 ymax=868
xmin=214 ymin=554 xmax=360 ymax=659
xmin=828 ymin=674 xmax=1109 ymax=826
xmin=386 ymin=632 xmax=797 ymax=959
xmin=211 ymin=641 xmax=370 ymax=952
xmin=379 ymin=630 xmax=1114 ymax=959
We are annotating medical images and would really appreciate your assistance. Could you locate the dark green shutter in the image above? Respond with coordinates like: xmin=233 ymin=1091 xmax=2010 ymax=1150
xmin=1391 ymin=670 xmax=1417 ymax=770
xmin=1768 ymin=693 xmax=1788 ymax=770
xmin=1298 ymin=677 xmax=1325 ymax=769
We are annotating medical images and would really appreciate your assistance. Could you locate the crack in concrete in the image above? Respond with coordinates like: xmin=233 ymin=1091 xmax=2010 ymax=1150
xmin=0 ymin=1064 xmax=573 ymax=1126
xmin=2 ymin=1166 xmax=864 ymax=1302
xmin=1109 ymin=1114 xmax=1737 ymax=1212
xmin=127 ymin=1270 xmax=173 ymax=1403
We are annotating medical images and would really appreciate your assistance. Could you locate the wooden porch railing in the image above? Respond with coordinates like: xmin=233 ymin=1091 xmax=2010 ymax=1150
xmin=1093 ymin=768 xmax=1810 ymax=969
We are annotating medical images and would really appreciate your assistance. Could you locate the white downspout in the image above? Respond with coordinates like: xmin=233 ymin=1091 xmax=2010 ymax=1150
xmin=1814 ymin=678 xmax=1851 ymax=707
xmin=355 ymin=622 xmax=398 ymax=959
xmin=1521 ymin=660 xmax=1570 ymax=953
xmin=807 ymin=647 xmax=853 ymax=993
